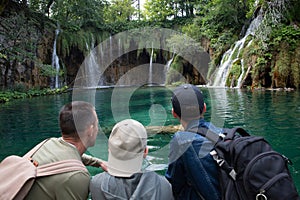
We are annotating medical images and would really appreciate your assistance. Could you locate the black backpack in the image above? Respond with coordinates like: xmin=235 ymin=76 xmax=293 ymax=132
xmin=189 ymin=127 xmax=300 ymax=200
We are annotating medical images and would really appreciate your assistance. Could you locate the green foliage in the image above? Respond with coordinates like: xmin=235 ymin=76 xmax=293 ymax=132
xmin=252 ymin=52 xmax=270 ymax=87
xmin=255 ymin=57 xmax=268 ymax=70
xmin=59 ymin=28 xmax=105 ymax=57
xmin=0 ymin=53 xmax=7 ymax=59
xmin=272 ymin=45 xmax=291 ymax=87
xmin=291 ymin=46 xmax=300 ymax=88
xmin=212 ymin=30 xmax=238 ymax=63
xmin=166 ymin=34 xmax=204 ymax=58
xmin=143 ymin=0 xmax=174 ymax=21
xmin=227 ymin=61 xmax=241 ymax=87
xmin=165 ymin=56 xmax=184 ymax=84
xmin=50 ymin=0 xmax=107 ymax=29
xmin=104 ymin=0 xmax=136 ymax=23
xmin=37 ymin=63 xmax=64 ymax=78
xmin=171 ymin=56 xmax=184 ymax=72
xmin=181 ymin=22 xmax=203 ymax=41
xmin=270 ymin=25 xmax=300 ymax=51
xmin=245 ymin=0 xmax=260 ymax=18
xmin=242 ymin=41 xmax=256 ymax=65
xmin=200 ymin=0 xmax=247 ymax=35
xmin=0 ymin=86 xmax=69 ymax=103
xmin=264 ymin=24 xmax=300 ymax=88
xmin=180 ymin=0 xmax=251 ymax=76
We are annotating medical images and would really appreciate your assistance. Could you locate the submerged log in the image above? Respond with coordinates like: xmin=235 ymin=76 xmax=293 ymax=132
xmin=101 ymin=124 xmax=183 ymax=135
xmin=145 ymin=125 xmax=183 ymax=134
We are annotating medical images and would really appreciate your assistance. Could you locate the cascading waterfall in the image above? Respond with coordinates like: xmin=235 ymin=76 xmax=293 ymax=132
xmin=118 ymin=38 xmax=124 ymax=76
xmin=84 ymin=38 xmax=100 ymax=88
xmin=211 ymin=10 xmax=263 ymax=87
xmin=212 ymin=49 xmax=233 ymax=87
xmin=165 ymin=53 xmax=174 ymax=73
xmin=109 ymin=35 xmax=112 ymax=64
xmin=148 ymin=46 xmax=154 ymax=85
xmin=164 ymin=53 xmax=175 ymax=84
xmin=98 ymin=43 xmax=105 ymax=86
xmin=51 ymin=28 xmax=60 ymax=88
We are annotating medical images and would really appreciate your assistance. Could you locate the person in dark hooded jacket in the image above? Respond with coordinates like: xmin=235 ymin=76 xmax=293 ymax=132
xmin=165 ymin=84 xmax=221 ymax=200
xmin=90 ymin=119 xmax=174 ymax=200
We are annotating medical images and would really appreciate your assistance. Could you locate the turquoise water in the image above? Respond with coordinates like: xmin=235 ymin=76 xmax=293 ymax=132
xmin=0 ymin=86 xmax=299 ymax=191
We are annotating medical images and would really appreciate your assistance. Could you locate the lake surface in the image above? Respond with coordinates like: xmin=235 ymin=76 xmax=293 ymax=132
xmin=0 ymin=86 xmax=299 ymax=191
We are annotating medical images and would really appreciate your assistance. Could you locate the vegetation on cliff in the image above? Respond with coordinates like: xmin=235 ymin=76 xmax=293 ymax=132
xmin=0 ymin=86 xmax=68 ymax=103
xmin=0 ymin=0 xmax=300 ymax=94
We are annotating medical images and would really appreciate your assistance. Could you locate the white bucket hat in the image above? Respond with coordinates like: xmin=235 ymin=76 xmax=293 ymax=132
xmin=107 ymin=119 xmax=147 ymax=177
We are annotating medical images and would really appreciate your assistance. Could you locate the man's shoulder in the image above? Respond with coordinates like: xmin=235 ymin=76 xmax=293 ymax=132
xmin=172 ymin=130 xmax=205 ymax=143
xmin=33 ymin=137 xmax=81 ymax=164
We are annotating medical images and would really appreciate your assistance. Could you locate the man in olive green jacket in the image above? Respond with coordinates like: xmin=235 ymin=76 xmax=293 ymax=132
xmin=25 ymin=101 xmax=104 ymax=200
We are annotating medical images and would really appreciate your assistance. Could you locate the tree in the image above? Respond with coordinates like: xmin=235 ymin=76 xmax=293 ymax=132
xmin=50 ymin=0 xmax=107 ymax=29
xmin=143 ymin=0 xmax=174 ymax=21
xmin=104 ymin=0 xmax=136 ymax=23
xmin=28 ymin=0 xmax=54 ymax=16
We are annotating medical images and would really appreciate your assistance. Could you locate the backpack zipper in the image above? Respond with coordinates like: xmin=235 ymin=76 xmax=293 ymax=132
xmin=244 ymin=151 xmax=285 ymax=177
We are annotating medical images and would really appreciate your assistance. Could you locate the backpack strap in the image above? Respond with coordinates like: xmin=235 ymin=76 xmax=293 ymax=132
xmin=22 ymin=139 xmax=88 ymax=175
xmin=223 ymin=127 xmax=250 ymax=139
xmin=188 ymin=126 xmax=251 ymax=142
xmin=188 ymin=126 xmax=249 ymax=181
xmin=23 ymin=138 xmax=51 ymax=159
xmin=187 ymin=127 xmax=220 ymax=143
xmin=37 ymin=159 xmax=88 ymax=177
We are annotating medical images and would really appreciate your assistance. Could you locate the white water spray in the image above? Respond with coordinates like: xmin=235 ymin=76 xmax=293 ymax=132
xmin=52 ymin=28 xmax=60 ymax=89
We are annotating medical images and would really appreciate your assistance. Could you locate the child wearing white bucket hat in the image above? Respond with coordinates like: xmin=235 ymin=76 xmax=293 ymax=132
xmin=90 ymin=119 xmax=174 ymax=200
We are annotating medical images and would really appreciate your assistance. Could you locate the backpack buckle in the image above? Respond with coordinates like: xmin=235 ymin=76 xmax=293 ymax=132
xmin=256 ymin=191 xmax=267 ymax=200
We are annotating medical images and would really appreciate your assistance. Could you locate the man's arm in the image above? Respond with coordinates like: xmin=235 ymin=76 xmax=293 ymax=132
xmin=82 ymin=154 xmax=107 ymax=171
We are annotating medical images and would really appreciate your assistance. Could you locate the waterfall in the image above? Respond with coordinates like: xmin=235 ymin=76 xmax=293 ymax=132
xmin=98 ymin=43 xmax=105 ymax=86
xmin=211 ymin=12 xmax=263 ymax=87
xmin=51 ymin=28 xmax=60 ymax=88
xmin=109 ymin=35 xmax=113 ymax=65
xmin=118 ymin=38 xmax=123 ymax=75
xmin=212 ymin=49 xmax=233 ymax=87
xmin=164 ymin=53 xmax=175 ymax=84
xmin=165 ymin=53 xmax=175 ymax=72
xmin=165 ymin=58 xmax=173 ymax=73
xmin=148 ymin=46 xmax=154 ymax=85
xmin=85 ymin=40 xmax=99 ymax=88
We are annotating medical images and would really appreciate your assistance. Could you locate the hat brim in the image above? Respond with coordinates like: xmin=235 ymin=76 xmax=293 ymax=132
xmin=107 ymin=150 xmax=144 ymax=177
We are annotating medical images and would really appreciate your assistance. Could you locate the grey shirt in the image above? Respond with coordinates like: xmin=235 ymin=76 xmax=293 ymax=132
xmin=90 ymin=171 xmax=174 ymax=200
